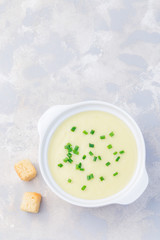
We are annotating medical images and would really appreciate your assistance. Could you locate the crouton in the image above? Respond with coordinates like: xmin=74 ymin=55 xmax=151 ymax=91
xmin=20 ymin=192 xmax=41 ymax=213
xmin=14 ymin=160 xmax=36 ymax=181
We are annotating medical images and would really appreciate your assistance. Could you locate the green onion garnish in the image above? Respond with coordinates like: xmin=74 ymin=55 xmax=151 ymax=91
xmin=68 ymin=178 xmax=72 ymax=183
xmin=80 ymin=168 xmax=85 ymax=171
xmin=64 ymin=143 xmax=73 ymax=152
xmin=83 ymin=130 xmax=88 ymax=135
xmin=74 ymin=145 xmax=79 ymax=151
xmin=73 ymin=151 xmax=79 ymax=155
xmin=90 ymin=129 xmax=95 ymax=135
xmin=93 ymin=156 xmax=97 ymax=161
xmin=109 ymin=131 xmax=114 ymax=137
xmin=68 ymin=158 xmax=73 ymax=163
xmin=76 ymin=162 xmax=82 ymax=169
xmin=63 ymin=157 xmax=68 ymax=163
xmin=71 ymin=126 xmax=76 ymax=132
xmin=63 ymin=158 xmax=73 ymax=163
xmin=64 ymin=142 xmax=72 ymax=149
xmin=58 ymin=163 xmax=63 ymax=168
xmin=107 ymin=144 xmax=112 ymax=149
xmin=68 ymin=147 xmax=73 ymax=152
xmin=105 ymin=162 xmax=111 ymax=166
xmin=98 ymin=156 xmax=102 ymax=160
xmin=89 ymin=143 xmax=94 ymax=148
xmin=119 ymin=150 xmax=125 ymax=154
xmin=87 ymin=173 xmax=94 ymax=180
xmin=76 ymin=162 xmax=84 ymax=171
xmin=99 ymin=176 xmax=104 ymax=181
xmin=81 ymin=185 xmax=86 ymax=191
xmin=89 ymin=151 xmax=94 ymax=156
xmin=67 ymin=152 xmax=72 ymax=158
xmin=113 ymin=151 xmax=118 ymax=155
xmin=73 ymin=145 xmax=79 ymax=155
xmin=113 ymin=172 xmax=118 ymax=176
xmin=100 ymin=135 xmax=105 ymax=139
xmin=82 ymin=155 xmax=86 ymax=160
xmin=115 ymin=156 xmax=120 ymax=162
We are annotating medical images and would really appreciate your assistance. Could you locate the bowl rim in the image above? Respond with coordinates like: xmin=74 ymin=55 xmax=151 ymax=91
xmin=38 ymin=100 xmax=147 ymax=207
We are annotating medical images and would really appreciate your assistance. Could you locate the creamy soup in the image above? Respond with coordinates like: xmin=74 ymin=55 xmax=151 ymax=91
xmin=48 ymin=111 xmax=137 ymax=200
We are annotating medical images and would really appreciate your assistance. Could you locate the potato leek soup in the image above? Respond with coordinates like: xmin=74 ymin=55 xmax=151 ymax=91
xmin=48 ymin=111 xmax=137 ymax=200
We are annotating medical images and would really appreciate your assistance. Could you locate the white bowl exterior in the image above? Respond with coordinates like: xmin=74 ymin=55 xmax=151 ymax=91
xmin=38 ymin=101 xmax=148 ymax=207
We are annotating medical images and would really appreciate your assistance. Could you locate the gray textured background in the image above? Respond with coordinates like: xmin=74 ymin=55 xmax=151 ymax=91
xmin=0 ymin=0 xmax=160 ymax=239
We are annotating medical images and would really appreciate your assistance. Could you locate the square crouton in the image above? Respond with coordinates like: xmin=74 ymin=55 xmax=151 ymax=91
xmin=14 ymin=159 xmax=37 ymax=181
xmin=20 ymin=192 xmax=42 ymax=213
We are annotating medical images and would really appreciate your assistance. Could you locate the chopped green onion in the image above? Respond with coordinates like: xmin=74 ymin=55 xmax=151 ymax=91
xmin=82 ymin=155 xmax=86 ymax=160
xmin=107 ymin=144 xmax=112 ymax=149
xmin=109 ymin=131 xmax=114 ymax=137
xmin=64 ymin=142 xmax=72 ymax=149
xmin=68 ymin=147 xmax=73 ymax=152
xmin=81 ymin=185 xmax=86 ymax=191
xmin=63 ymin=157 xmax=73 ymax=163
xmin=93 ymin=156 xmax=97 ymax=161
xmin=71 ymin=126 xmax=76 ymax=132
xmin=68 ymin=158 xmax=73 ymax=163
xmin=58 ymin=163 xmax=63 ymax=168
xmin=89 ymin=143 xmax=94 ymax=148
xmin=76 ymin=162 xmax=84 ymax=171
xmin=99 ymin=176 xmax=104 ymax=181
xmin=80 ymin=168 xmax=85 ymax=171
xmin=89 ymin=151 xmax=94 ymax=156
xmin=73 ymin=151 xmax=79 ymax=155
xmin=83 ymin=130 xmax=88 ymax=135
xmin=98 ymin=156 xmax=102 ymax=160
xmin=87 ymin=173 xmax=94 ymax=180
xmin=115 ymin=156 xmax=120 ymax=162
xmin=68 ymin=178 xmax=72 ymax=183
xmin=105 ymin=162 xmax=111 ymax=166
xmin=64 ymin=143 xmax=73 ymax=152
xmin=67 ymin=152 xmax=72 ymax=158
xmin=74 ymin=145 xmax=79 ymax=151
xmin=119 ymin=150 xmax=125 ymax=154
xmin=63 ymin=157 xmax=68 ymax=163
xmin=90 ymin=129 xmax=95 ymax=135
xmin=76 ymin=162 xmax=82 ymax=169
xmin=73 ymin=145 xmax=79 ymax=155
xmin=100 ymin=135 xmax=105 ymax=139
xmin=113 ymin=172 xmax=118 ymax=176
xmin=113 ymin=151 xmax=118 ymax=155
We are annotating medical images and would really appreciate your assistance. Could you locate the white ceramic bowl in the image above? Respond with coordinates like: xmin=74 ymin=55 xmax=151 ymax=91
xmin=38 ymin=101 xmax=148 ymax=207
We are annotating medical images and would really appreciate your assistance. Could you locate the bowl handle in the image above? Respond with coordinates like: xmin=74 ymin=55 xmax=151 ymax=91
xmin=38 ymin=105 xmax=69 ymax=140
xmin=117 ymin=169 xmax=149 ymax=205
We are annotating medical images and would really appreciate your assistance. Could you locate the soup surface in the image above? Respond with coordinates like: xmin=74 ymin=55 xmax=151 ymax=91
xmin=48 ymin=111 xmax=137 ymax=200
